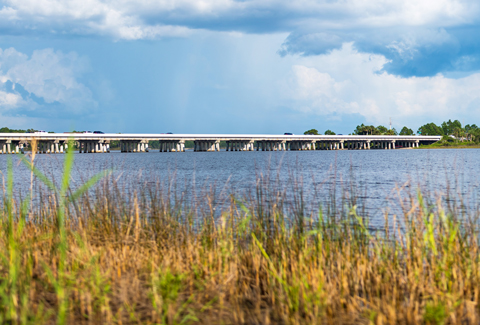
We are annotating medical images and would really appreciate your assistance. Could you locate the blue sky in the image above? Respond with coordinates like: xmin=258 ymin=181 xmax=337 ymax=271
xmin=1 ymin=0 xmax=480 ymax=134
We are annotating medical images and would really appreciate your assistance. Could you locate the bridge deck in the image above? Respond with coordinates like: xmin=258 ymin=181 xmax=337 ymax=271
xmin=0 ymin=133 xmax=442 ymax=153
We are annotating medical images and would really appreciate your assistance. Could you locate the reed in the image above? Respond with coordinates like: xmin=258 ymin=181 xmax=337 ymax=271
xmin=1 ymin=151 xmax=480 ymax=324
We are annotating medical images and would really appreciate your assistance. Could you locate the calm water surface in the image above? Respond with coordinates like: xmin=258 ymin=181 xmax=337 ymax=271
xmin=1 ymin=148 xmax=479 ymax=227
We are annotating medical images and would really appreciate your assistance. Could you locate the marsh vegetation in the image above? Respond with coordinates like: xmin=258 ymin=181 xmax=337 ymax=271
xmin=1 ymin=143 xmax=480 ymax=324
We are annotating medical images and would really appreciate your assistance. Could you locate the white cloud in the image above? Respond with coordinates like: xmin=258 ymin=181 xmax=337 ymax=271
xmin=0 ymin=90 xmax=23 ymax=108
xmin=284 ymin=43 xmax=480 ymax=128
xmin=0 ymin=0 xmax=478 ymax=39
xmin=0 ymin=47 xmax=95 ymax=114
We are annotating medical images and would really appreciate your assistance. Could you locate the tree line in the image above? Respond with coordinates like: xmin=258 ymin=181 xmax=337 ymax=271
xmin=305 ymin=119 xmax=480 ymax=143
xmin=0 ymin=127 xmax=38 ymax=133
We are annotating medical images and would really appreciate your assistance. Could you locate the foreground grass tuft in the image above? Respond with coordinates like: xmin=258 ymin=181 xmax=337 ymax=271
xmin=1 ymin=151 xmax=480 ymax=324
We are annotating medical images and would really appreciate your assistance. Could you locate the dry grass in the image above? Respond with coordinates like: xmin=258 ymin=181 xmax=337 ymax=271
xmin=1 ymin=152 xmax=480 ymax=324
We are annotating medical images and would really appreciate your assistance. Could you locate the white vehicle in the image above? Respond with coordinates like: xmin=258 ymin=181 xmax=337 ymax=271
xmin=35 ymin=130 xmax=47 ymax=134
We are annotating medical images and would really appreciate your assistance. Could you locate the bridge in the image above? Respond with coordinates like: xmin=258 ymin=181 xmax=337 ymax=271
xmin=0 ymin=133 xmax=442 ymax=154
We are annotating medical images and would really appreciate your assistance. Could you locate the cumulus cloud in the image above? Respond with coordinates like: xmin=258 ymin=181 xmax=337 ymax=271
xmin=0 ymin=0 xmax=478 ymax=36
xmin=1 ymin=0 xmax=480 ymax=76
xmin=284 ymin=43 xmax=480 ymax=128
xmin=0 ymin=47 xmax=96 ymax=116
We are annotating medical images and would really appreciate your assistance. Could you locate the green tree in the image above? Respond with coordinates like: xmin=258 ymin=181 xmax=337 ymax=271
xmin=441 ymin=119 xmax=462 ymax=135
xmin=417 ymin=123 xmax=443 ymax=135
xmin=465 ymin=124 xmax=479 ymax=133
xmin=470 ymin=128 xmax=480 ymax=142
xmin=353 ymin=124 xmax=365 ymax=135
xmin=385 ymin=128 xmax=398 ymax=135
xmin=465 ymin=124 xmax=480 ymax=142
xmin=377 ymin=125 xmax=389 ymax=134
xmin=399 ymin=126 xmax=414 ymax=135
xmin=0 ymin=127 xmax=34 ymax=133
xmin=452 ymin=127 xmax=464 ymax=139
xmin=353 ymin=124 xmax=378 ymax=135
xmin=324 ymin=130 xmax=336 ymax=135
xmin=304 ymin=129 xmax=319 ymax=135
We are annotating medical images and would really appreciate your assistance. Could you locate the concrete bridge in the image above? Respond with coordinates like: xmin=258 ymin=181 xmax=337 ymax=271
xmin=0 ymin=133 xmax=442 ymax=154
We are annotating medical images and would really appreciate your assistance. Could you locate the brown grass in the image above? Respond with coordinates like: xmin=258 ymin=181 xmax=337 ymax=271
xmin=1 ymin=157 xmax=480 ymax=325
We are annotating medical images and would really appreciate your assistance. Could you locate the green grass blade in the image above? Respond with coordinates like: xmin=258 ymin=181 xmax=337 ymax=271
xmin=17 ymin=153 xmax=57 ymax=192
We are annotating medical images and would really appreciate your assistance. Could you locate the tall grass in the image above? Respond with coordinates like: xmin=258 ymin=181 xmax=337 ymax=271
xmin=1 ymin=150 xmax=480 ymax=324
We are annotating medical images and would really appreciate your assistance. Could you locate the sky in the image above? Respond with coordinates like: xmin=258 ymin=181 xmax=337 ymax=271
xmin=1 ymin=0 xmax=480 ymax=134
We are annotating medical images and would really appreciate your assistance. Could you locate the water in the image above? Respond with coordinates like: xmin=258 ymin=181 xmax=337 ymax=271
xmin=1 ymin=148 xmax=480 ymax=227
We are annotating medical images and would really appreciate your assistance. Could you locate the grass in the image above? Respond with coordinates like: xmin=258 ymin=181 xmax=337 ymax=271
xmin=419 ymin=138 xmax=480 ymax=149
xmin=1 ymin=146 xmax=480 ymax=324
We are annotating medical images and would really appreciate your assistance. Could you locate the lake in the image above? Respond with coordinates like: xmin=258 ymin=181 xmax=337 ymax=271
xmin=1 ymin=148 xmax=479 ymax=227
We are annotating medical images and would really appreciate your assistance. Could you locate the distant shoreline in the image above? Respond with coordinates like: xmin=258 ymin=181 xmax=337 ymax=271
xmin=418 ymin=144 xmax=480 ymax=149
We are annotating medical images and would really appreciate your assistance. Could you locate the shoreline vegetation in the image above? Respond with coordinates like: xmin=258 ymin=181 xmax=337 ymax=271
xmin=2 ymin=144 xmax=480 ymax=324
xmin=305 ymin=119 xmax=480 ymax=149
xmin=419 ymin=143 xmax=480 ymax=149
